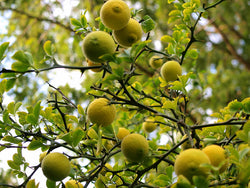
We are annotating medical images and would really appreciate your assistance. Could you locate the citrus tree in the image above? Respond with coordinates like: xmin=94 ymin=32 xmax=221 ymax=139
xmin=0 ymin=0 xmax=249 ymax=188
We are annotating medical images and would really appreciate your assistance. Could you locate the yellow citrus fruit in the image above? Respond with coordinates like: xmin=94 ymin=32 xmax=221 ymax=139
xmin=65 ymin=180 xmax=83 ymax=188
xmin=86 ymin=59 xmax=102 ymax=72
xmin=116 ymin=127 xmax=130 ymax=140
xmin=121 ymin=133 xmax=149 ymax=162
xmin=160 ymin=60 xmax=182 ymax=82
xmin=39 ymin=152 xmax=47 ymax=163
xmin=181 ymin=135 xmax=192 ymax=150
xmin=143 ymin=118 xmax=157 ymax=133
xmin=41 ymin=152 xmax=71 ymax=181
xmin=202 ymin=144 xmax=228 ymax=173
xmin=82 ymin=31 xmax=116 ymax=63
xmin=174 ymin=148 xmax=211 ymax=183
xmin=100 ymin=0 xmax=130 ymax=30
xmin=87 ymin=98 xmax=116 ymax=126
xmin=149 ymin=55 xmax=163 ymax=69
xmin=113 ymin=18 xmax=143 ymax=47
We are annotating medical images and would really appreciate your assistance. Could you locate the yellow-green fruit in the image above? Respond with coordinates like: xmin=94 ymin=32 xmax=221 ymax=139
xmin=87 ymin=98 xmax=116 ymax=126
xmin=160 ymin=61 xmax=182 ymax=82
xmin=41 ymin=152 xmax=71 ymax=181
xmin=143 ymin=118 xmax=157 ymax=133
xmin=82 ymin=31 xmax=116 ymax=63
xmin=39 ymin=152 xmax=47 ymax=163
xmin=149 ymin=55 xmax=163 ymax=69
xmin=87 ymin=59 xmax=102 ymax=72
xmin=202 ymin=145 xmax=228 ymax=173
xmin=174 ymin=149 xmax=211 ymax=183
xmin=121 ymin=133 xmax=149 ymax=162
xmin=100 ymin=0 xmax=130 ymax=30
xmin=116 ymin=127 xmax=130 ymax=140
xmin=113 ymin=18 xmax=143 ymax=47
xmin=65 ymin=180 xmax=83 ymax=188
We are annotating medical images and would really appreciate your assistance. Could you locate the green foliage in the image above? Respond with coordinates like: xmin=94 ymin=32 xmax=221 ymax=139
xmin=0 ymin=0 xmax=250 ymax=187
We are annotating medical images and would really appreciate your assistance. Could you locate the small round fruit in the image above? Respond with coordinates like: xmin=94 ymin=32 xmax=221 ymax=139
xmin=39 ymin=152 xmax=47 ymax=163
xmin=121 ymin=133 xmax=149 ymax=162
xmin=65 ymin=180 xmax=83 ymax=188
xmin=87 ymin=98 xmax=116 ymax=127
xmin=87 ymin=59 xmax=102 ymax=72
xmin=143 ymin=118 xmax=157 ymax=133
xmin=100 ymin=0 xmax=130 ymax=30
xmin=116 ymin=127 xmax=130 ymax=140
xmin=149 ymin=55 xmax=163 ymax=69
xmin=174 ymin=148 xmax=210 ymax=183
xmin=82 ymin=31 xmax=116 ymax=63
xmin=160 ymin=61 xmax=182 ymax=82
xmin=202 ymin=144 xmax=228 ymax=173
xmin=41 ymin=152 xmax=71 ymax=181
xmin=113 ymin=18 xmax=143 ymax=48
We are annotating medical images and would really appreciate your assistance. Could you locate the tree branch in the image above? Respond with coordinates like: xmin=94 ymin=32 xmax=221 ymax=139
xmin=0 ymin=6 xmax=75 ymax=33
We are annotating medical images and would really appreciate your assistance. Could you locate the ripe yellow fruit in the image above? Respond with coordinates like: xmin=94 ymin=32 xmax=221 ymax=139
xmin=142 ymin=118 xmax=157 ymax=133
xmin=100 ymin=0 xmax=130 ymax=30
xmin=116 ymin=127 xmax=130 ymax=140
xmin=113 ymin=18 xmax=143 ymax=48
xmin=174 ymin=148 xmax=211 ymax=183
xmin=160 ymin=60 xmax=182 ymax=82
xmin=121 ymin=133 xmax=149 ymax=162
xmin=202 ymin=144 xmax=228 ymax=173
xmin=149 ymin=55 xmax=163 ymax=69
xmin=41 ymin=152 xmax=71 ymax=181
xmin=82 ymin=31 xmax=116 ymax=63
xmin=39 ymin=152 xmax=47 ymax=163
xmin=86 ymin=59 xmax=102 ymax=72
xmin=87 ymin=98 xmax=116 ymax=127
xmin=65 ymin=180 xmax=83 ymax=188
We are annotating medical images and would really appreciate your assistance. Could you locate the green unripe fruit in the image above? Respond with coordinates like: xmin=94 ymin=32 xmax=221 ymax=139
xmin=160 ymin=60 xmax=182 ymax=82
xmin=113 ymin=18 xmax=143 ymax=48
xmin=149 ymin=55 xmax=163 ymax=69
xmin=82 ymin=31 xmax=116 ymax=63
xmin=121 ymin=133 xmax=149 ymax=162
xmin=41 ymin=152 xmax=71 ymax=181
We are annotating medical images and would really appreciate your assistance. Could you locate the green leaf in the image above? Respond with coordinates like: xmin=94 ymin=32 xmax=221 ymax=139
xmin=13 ymin=153 xmax=23 ymax=165
xmin=6 ymin=78 xmax=16 ymax=91
xmin=161 ymin=35 xmax=174 ymax=43
xmin=0 ymin=79 xmax=7 ymax=94
xmin=11 ymin=61 xmax=30 ymax=72
xmin=80 ymin=14 xmax=88 ymax=28
xmin=228 ymin=99 xmax=243 ymax=112
xmin=26 ymin=114 xmax=37 ymax=125
xmin=153 ymin=174 xmax=171 ymax=186
xmin=70 ymin=18 xmax=82 ymax=28
xmin=33 ymin=101 xmax=41 ymax=120
xmin=0 ymin=42 xmax=9 ymax=61
xmin=7 ymin=160 xmax=20 ymax=170
xmin=72 ymin=128 xmax=85 ymax=147
xmin=242 ymin=97 xmax=250 ymax=114
xmin=46 ymin=179 xmax=56 ymax=188
xmin=12 ymin=51 xmax=31 ymax=66
xmin=141 ymin=15 xmax=155 ymax=33
xmin=28 ymin=140 xmax=45 ymax=150
xmin=43 ymin=41 xmax=53 ymax=56
xmin=2 ymin=135 xmax=23 ymax=144
xmin=7 ymin=102 xmax=15 ymax=115
xmin=77 ymin=104 xmax=85 ymax=116
xmin=168 ymin=0 xmax=175 ymax=3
